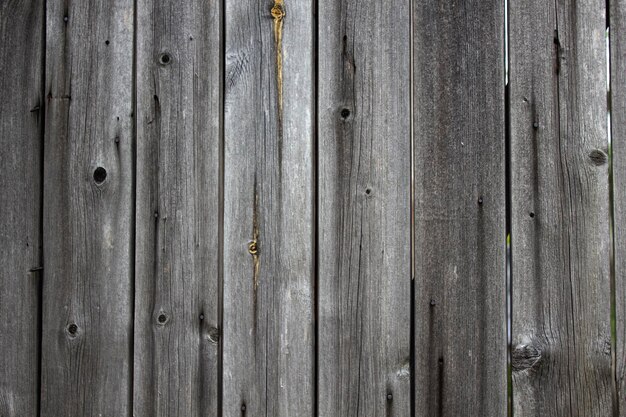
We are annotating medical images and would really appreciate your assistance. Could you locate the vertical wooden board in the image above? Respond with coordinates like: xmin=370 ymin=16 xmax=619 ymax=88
xmin=222 ymin=0 xmax=314 ymax=415
xmin=133 ymin=0 xmax=221 ymax=415
xmin=41 ymin=0 xmax=134 ymax=415
xmin=612 ymin=0 xmax=626 ymax=413
xmin=510 ymin=0 xmax=612 ymax=415
xmin=412 ymin=1 xmax=506 ymax=415
xmin=317 ymin=0 xmax=411 ymax=415
xmin=0 ymin=1 xmax=43 ymax=415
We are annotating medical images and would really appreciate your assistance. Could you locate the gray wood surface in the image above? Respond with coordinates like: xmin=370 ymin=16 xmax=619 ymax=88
xmin=222 ymin=0 xmax=315 ymax=415
xmin=612 ymin=0 xmax=626 ymax=413
xmin=133 ymin=0 xmax=222 ymax=415
xmin=0 ymin=1 xmax=44 ymax=415
xmin=40 ymin=0 xmax=135 ymax=415
xmin=2 ymin=1 xmax=623 ymax=414
xmin=317 ymin=0 xmax=411 ymax=415
xmin=412 ymin=1 xmax=507 ymax=415
xmin=510 ymin=0 xmax=612 ymax=415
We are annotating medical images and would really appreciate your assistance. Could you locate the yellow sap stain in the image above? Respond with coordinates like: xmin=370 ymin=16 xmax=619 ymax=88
xmin=249 ymin=190 xmax=260 ymax=290
xmin=271 ymin=0 xmax=285 ymax=125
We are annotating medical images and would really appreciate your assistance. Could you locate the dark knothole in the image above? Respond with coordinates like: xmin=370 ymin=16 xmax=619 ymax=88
xmin=93 ymin=167 xmax=107 ymax=184
xmin=158 ymin=52 xmax=172 ymax=66
xmin=67 ymin=323 xmax=78 ymax=336
xmin=529 ymin=212 xmax=535 ymax=218
xmin=157 ymin=313 xmax=168 ymax=324
xmin=340 ymin=108 xmax=351 ymax=119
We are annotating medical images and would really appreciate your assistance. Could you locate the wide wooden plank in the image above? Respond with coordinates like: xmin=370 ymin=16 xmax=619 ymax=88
xmin=133 ymin=0 xmax=222 ymax=415
xmin=612 ymin=0 xmax=626 ymax=413
xmin=0 ymin=1 xmax=44 ymax=415
xmin=40 ymin=0 xmax=134 ymax=415
xmin=412 ymin=1 xmax=506 ymax=415
xmin=222 ymin=0 xmax=315 ymax=415
xmin=510 ymin=0 xmax=612 ymax=415
xmin=317 ymin=0 xmax=411 ymax=415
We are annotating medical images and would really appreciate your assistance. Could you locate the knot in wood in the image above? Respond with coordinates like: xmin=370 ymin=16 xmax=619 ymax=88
xmin=207 ymin=327 xmax=221 ymax=344
xmin=588 ymin=149 xmax=608 ymax=166
xmin=248 ymin=240 xmax=258 ymax=255
xmin=511 ymin=344 xmax=542 ymax=372
xmin=271 ymin=4 xmax=285 ymax=20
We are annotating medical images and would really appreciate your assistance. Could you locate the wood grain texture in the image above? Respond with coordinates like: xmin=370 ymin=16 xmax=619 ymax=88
xmin=510 ymin=0 xmax=612 ymax=415
xmin=40 ymin=0 xmax=134 ymax=415
xmin=612 ymin=0 xmax=626 ymax=413
xmin=412 ymin=1 xmax=506 ymax=415
xmin=133 ymin=0 xmax=222 ymax=415
xmin=222 ymin=0 xmax=315 ymax=415
xmin=317 ymin=0 xmax=411 ymax=415
xmin=0 ymin=1 xmax=44 ymax=415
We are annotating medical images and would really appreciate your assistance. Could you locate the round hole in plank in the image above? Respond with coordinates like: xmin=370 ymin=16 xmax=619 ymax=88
xmin=157 ymin=313 xmax=168 ymax=324
xmin=67 ymin=323 xmax=78 ymax=336
xmin=93 ymin=167 xmax=107 ymax=184
xmin=158 ymin=52 xmax=172 ymax=66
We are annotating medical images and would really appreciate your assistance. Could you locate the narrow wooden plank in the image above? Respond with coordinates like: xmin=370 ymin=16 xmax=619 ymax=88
xmin=222 ymin=0 xmax=315 ymax=415
xmin=412 ymin=1 xmax=506 ymax=415
xmin=510 ymin=0 xmax=612 ymax=415
xmin=41 ymin=0 xmax=134 ymax=415
xmin=612 ymin=0 xmax=626 ymax=412
xmin=133 ymin=0 xmax=222 ymax=415
xmin=0 ymin=1 xmax=44 ymax=415
xmin=317 ymin=0 xmax=411 ymax=415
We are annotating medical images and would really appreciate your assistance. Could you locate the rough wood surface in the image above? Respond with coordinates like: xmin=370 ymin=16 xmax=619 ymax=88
xmin=222 ymin=0 xmax=315 ymax=415
xmin=510 ymin=0 xmax=612 ymax=415
xmin=40 ymin=0 xmax=134 ymax=415
xmin=612 ymin=0 xmax=626 ymax=413
xmin=317 ymin=0 xmax=411 ymax=415
xmin=133 ymin=0 xmax=222 ymax=415
xmin=0 ymin=1 xmax=44 ymax=415
xmin=2 ymin=2 xmax=623 ymax=414
xmin=412 ymin=1 xmax=507 ymax=415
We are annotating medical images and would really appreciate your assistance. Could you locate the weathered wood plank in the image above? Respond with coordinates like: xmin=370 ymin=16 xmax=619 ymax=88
xmin=40 ymin=1 xmax=134 ymax=415
xmin=510 ymin=0 xmax=612 ymax=415
xmin=412 ymin=1 xmax=506 ymax=415
xmin=0 ymin=1 xmax=44 ymax=415
xmin=133 ymin=0 xmax=222 ymax=415
xmin=612 ymin=0 xmax=626 ymax=413
xmin=317 ymin=0 xmax=411 ymax=415
xmin=222 ymin=0 xmax=315 ymax=415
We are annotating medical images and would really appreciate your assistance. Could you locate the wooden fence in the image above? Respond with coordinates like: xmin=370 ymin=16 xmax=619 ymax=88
xmin=0 ymin=0 xmax=624 ymax=415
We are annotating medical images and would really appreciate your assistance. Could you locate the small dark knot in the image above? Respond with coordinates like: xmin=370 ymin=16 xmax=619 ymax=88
xmin=588 ymin=149 xmax=608 ymax=166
